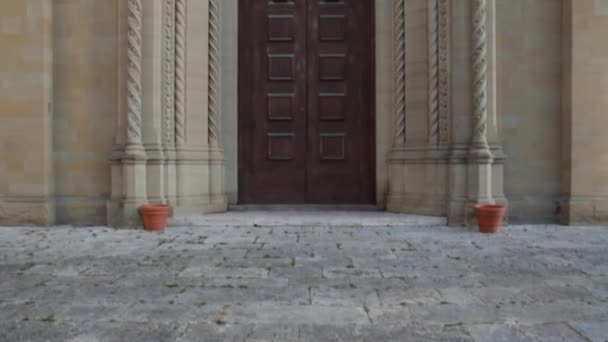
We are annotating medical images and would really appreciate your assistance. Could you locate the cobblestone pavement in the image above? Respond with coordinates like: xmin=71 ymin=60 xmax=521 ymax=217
xmin=1 ymin=211 xmax=607 ymax=341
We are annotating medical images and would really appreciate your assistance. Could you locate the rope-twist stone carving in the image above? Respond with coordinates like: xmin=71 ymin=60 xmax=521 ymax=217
xmin=471 ymin=0 xmax=488 ymax=147
xmin=175 ymin=0 xmax=186 ymax=146
xmin=393 ymin=0 xmax=406 ymax=145
xmin=126 ymin=0 xmax=143 ymax=145
xmin=428 ymin=0 xmax=439 ymax=145
xmin=208 ymin=0 xmax=221 ymax=145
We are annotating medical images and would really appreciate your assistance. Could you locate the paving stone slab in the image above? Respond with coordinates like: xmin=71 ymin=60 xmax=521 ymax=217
xmin=0 ymin=214 xmax=607 ymax=341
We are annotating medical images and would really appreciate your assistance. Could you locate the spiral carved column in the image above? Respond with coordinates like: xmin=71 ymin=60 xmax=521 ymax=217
xmin=427 ymin=0 xmax=439 ymax=145
xmin=393 ymin=0 xmax=406 ymax=146
xmin=124 ymin=0 xmax=145 ymax=159
xmin=438 ymin=0 xmax=450 ymax=145
xmin=469 ymin=0 xmax=492 ymax=160
xmin=174 ymin=0 xmax=186 ymax=147
xmin=208 ymin=0 xmax=221 ymax=146
xmin=107 ymin=0 xmax=148 ymax=227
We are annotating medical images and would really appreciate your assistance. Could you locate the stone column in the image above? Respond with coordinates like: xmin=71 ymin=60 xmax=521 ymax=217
xmin=468 ymin=0 xmax=492 ymax=161
xmin=108 ymin=0 xmax=228 ymax=227
xmin=387 ymin=0 xmax=453 ymax=218
xmin=387 ymin=0 xmax=406 ymax=210
xmin=393 ymin=0 xmax=406 ymax=147
xmin=173 ymin=0 xmax=227 ymax=215
xmin=108 ymin=0 xmax=148 ymax=227
xmin=124 ymin=0 xmax=147 ymax=161
xmin=458 ymin=0 xmax=507 ymax=226
xmin=207 ymin=0 xmax=227 ymax=208
xmin=163 ymin=0 xmax=178 ymax=207
xmin=427 ymin=0 xmax=439 ymax=146
xmin=142 ymin=1 xmax=167 ymax=204
xmin=174 ymin=0 xmax=189 ymax=208
xmin=560 ymin=0 xmax=608 ymax=224
xmin=465 ymin=0 xmax=495 ymax=226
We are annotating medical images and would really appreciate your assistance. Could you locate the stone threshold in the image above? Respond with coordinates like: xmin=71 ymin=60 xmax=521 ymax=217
xmin=169 ymin=208 xmax=447 ymax=228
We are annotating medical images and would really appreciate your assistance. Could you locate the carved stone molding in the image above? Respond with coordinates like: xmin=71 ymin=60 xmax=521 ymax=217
xmin=427 ymin=0 xmax=439 ymax=145
xmin=174 ymin=0 xmax=186 ymax=147
xmin=438 ymin=0 xmax=450 ymax=145
xmin=470 ymin=0 xmax=491 ymax=158
xmin=208 ymin=0 xmax=221 ymax=146
xmin=163 ymin=0 xmax=176 ymax=149
xmin=125 ymin=0 xmax=144 ymax=157
xmin=393 ymin=0 xmax=406 ymax=146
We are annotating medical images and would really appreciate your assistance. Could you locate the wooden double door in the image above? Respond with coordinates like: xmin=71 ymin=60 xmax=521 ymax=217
xmin=239 ymin=0 xmax=374 ymax=204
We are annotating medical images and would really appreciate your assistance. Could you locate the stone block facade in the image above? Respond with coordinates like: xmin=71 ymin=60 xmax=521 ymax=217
xmin=0 ymin=0 xmax=606 ymax=226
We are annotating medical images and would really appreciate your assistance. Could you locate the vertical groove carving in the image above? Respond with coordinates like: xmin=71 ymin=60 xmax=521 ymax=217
xmin=438 ymin=0 xmax=450 ymax=145
xmin=427 ymin=0 xmax=439 ymax=145
xmin=471 ymin=0 xmax=489 ymax=150
xmin=126 ymin=0 xmax=143 ymax=146
xmin=208 ymin=0 xmax=221 ymax=145
xmin=175 ymin=0 xmax=186 ymax=147
xmin=164 ymin=0 xmax=176 ymax=148
xmin=393 ymin=0 xmax=406 ymax=145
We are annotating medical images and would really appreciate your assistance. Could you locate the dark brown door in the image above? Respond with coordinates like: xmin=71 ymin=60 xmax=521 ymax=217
xmin=239 ymin=0 xmax=374 ymax=204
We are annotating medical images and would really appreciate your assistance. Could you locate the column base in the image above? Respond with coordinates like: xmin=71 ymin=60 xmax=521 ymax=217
xmin=107 ymin=156 xmax=148 ymax=229
xmin=106 ymin=199 xmax=145 ymax=229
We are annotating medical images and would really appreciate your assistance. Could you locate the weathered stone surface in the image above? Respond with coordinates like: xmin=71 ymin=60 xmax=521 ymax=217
xmin=0 ymin=217 xmax=607 ymax=340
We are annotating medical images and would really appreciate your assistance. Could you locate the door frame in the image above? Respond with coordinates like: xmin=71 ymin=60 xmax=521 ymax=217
xmin=236 ymin=0 xmax=376 ymax=204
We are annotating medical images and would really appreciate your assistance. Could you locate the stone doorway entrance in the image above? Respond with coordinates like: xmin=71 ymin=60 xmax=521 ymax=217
xmin=238 ymin=0 xmax=375 ymax=204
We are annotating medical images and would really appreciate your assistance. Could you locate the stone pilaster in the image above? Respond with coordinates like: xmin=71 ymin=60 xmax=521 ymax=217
xmin=108 ymin=0 xmax=148 ymax=228
xmin=142 ymin=1 xmax=167 ymax=205
xmin=387 ymin=0 xmax=451 ymax=218
xmin=560 ymin=0 xmax=608 ymax=224
xmin=108 ymin=0 xmax=229 ymax=227
xmin=427 ymin=0 xmax=439 ymax=146
xmin=124 ymin=0 xmax=146 ymax=161
xmin=173 ymin=0 xmax=227 ymax=216
xmin=392 ymin=0 xmax=406 ymax=147
xmin=207 ymin=0 xmax=227 ymax=210
xmin=163 ymin=0 xmax=178 ymax=207
xmin=174 ymin=0 xmax=189 ymax=209
xmin=0 ymin=1 xmax=54 ymax=225
xmin=468 ymin=0 xmax=492 ymax=160
xmin=465 ymin=0 xmax=507 ymax=226
xmin=438 ymin=0 xmax=451 ymax=146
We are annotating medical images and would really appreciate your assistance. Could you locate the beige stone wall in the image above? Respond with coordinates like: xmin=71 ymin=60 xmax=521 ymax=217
xmin=1 ymin=1 xmax=118 ymax=225
xmin=1 ymin=0 xmax=607 ymax=226
xmin=496 ymin=0 xmax=563 ymax=222
xmin=0 ymin=1 xmax=54 ymax=225
xmin=53 ymin=0 xmax=118 ymax=224
xmin=561 ymin=0 xmax=608 ymax=224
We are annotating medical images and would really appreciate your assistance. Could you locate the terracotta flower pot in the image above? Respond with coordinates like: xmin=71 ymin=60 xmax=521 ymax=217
xmin=474 ymin=204 xmax=506 ymax=234
xmin=139 ymin=204 xmax=171 ymax=232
